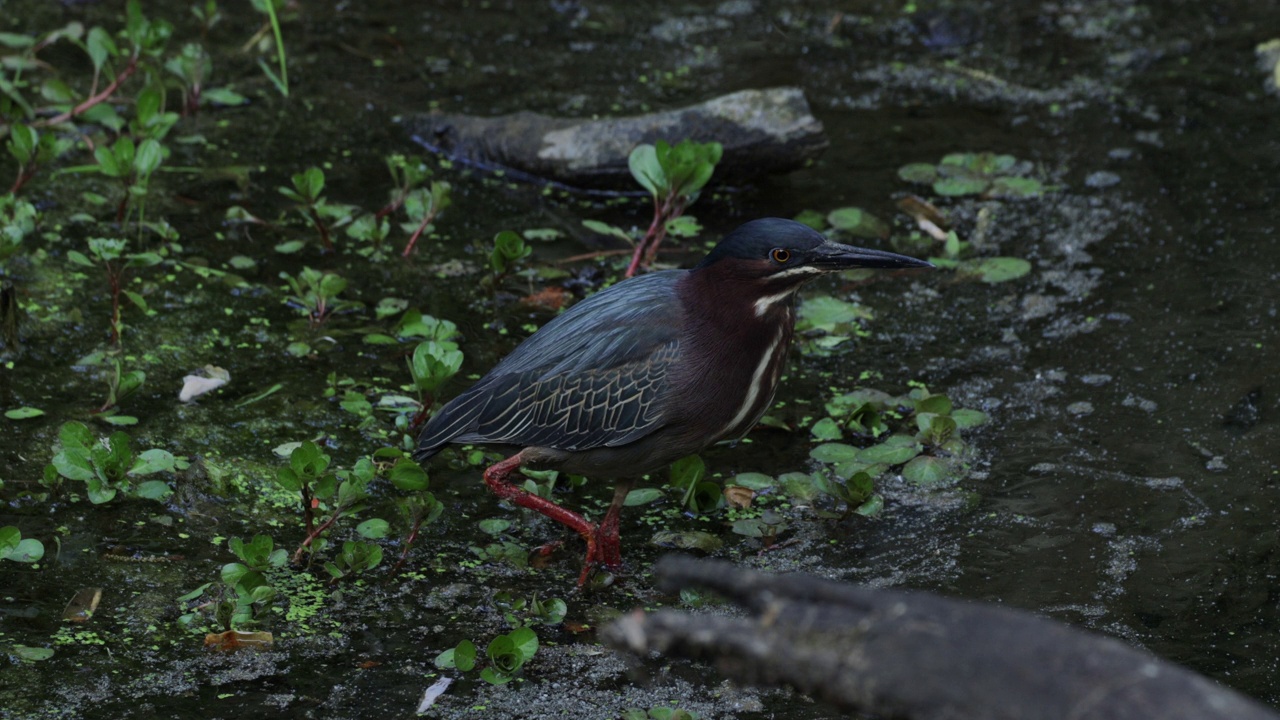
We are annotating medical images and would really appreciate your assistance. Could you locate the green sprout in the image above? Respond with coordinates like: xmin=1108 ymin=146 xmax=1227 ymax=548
xmin=43 ymin=421 xmax=177 ymax=503
xmin=388 ymin=461 xmax=443 ymax=574
xmin=399 ymin=180 xmax=451 ymax=257
xmin=68 ymin=236 xmax=162 ymax=348
xmin=434 ymin=627 xmax=540 ymax=685
xmin=278 ymin=167 xmax=335 ymax=250
xmin=622 ymin=138 xmax=722 ymax=276
xmin=280 ymin=266 xmax=362 ymax=326
xmin=323 ymin=540 xmax=384 ymax=584
xmin=275 ymin=442 xmax=383 ymax=564
xmin=407 ymin=340 xmax=463 ymax=416
xmin=667 ymin=454 xmax=723 ymax=514
xmin=488 ymin=229 xmax=531 ymax=281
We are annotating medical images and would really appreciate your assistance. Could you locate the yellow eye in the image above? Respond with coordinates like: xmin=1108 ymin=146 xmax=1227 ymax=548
xmin=771 ymin=248 xmax=791 ymax=263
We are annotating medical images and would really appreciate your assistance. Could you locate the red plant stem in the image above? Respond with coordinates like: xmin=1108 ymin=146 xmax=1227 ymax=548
xmin=8 ymin=165 xmax=37 ymax=195
xmin=307 ymin=207 xmax=332 ymax=251
xmin=300 ymin=484 xmax=315 ymax=535
xmin=624 ymin=197 xmax=664 ymax=277
xmin=389 ymin=518 xmax=424 ymax=575
xmin=293 ymin=510 xmax=343 ymax=564
xmin=374 ymin=190 xmax=407 ymax=222
xmin=115 ymin=183 xmax=132 ymax=223
xmin=401 ymin=206 xmax=440 ymax=258
xmin=36 ymin=55 xmax=140 ymax=128
xmin=625 ymin=193 xmax=685 ymax=277
xmin=408 ymin=391 xmax=434 ymax=433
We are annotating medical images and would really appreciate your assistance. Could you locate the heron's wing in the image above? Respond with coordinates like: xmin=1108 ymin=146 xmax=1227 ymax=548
xmin=414 ymin=271 xmax=683 ymax=459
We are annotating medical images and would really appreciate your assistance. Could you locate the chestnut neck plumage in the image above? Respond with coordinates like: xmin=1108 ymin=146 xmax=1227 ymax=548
xmin=673 ymin=258 xmax=810 ymax=443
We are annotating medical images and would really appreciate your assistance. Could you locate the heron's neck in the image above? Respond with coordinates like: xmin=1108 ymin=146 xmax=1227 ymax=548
xmin=678 ymin=266 xmax=800 ymax=335
xmin=676 ymin=266 xmax=800 ymax=440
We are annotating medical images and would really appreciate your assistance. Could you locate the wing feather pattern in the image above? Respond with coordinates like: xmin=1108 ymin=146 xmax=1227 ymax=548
xmin=413 ymin=271 xmax=683 ymax=460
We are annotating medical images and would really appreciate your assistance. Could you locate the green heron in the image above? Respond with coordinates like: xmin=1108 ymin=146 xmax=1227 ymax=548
xmin=414 ymin=218 xmax=931 ymax=584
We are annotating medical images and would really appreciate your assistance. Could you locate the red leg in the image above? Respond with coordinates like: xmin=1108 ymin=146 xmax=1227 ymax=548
xmin=483 ymin=452 xmax=605 ymax=586
xmin=594 ymin=480 xmax=634 ymax=569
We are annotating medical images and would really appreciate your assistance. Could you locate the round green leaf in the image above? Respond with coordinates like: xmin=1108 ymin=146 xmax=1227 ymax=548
xmin=971 ymin=257 xmax=1031 ymax=283
xmin=508 ymin=627 xmax=539 ymax=659
xmin=729 ymin=472 xmax=774 ymax=491
xmin=933 ymin=177 xmax=990 ymax=196
xmin=827 ymin=207 xmax=889 ymax=238
xmin=809 ymin=443 xmax=859 ymax=464
xmin=917 ymin=395 xmax=953 ymax=415
xmin=951 ymin=408 xmax=990 ymax=429
xmin=810 ymin=417 xmax=843 ymax=441
xmin=897 ymin=162 xmax=938 ymax=184
xmin=902 ymin=455 xmax=951 ymax=487
xmin=857 ymin=441 xmax=921 ymax=465
xmin=135 ymin=480 xmax=173 ymax=501
xmin=388 ymin=458 xmax=429 ymax=491
xmin=454 ymin=639 xmax=477 ymax=671
xmin=478 ymin=518 xmax=511 ymax=535
xmin=854 ymin=494 xmax=885 ymax=517
xmin=624 ymin=487 xmax=664 ymax=506
xmin=356 ymin=518 xmax=390 ymax=539
xmin=12 ymin=645 xmax=54 ymax=662
xmin=7 ymin=537 xmax=44 ymax=563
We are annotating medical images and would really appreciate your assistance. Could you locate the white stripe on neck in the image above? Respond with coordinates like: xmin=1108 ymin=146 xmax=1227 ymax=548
xmin=754 ymin=288 xmax=796 ymax=317
xmin=719 ymin=327 xmax=784 ymax=439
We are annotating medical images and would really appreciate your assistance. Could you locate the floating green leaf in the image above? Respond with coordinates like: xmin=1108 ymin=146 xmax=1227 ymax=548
xmin=810 ymin=443 xmax=859 ymax=464
xmin=810 ymin=417 xmax=843 ymax=441
xmin=827 ymin=207 xmax=889 ymax=239
xmin=902 ymin=455 xmax=951 ymax=487
xmin=897 ymin=162 xmax=938 ymax=184
xmin=964 ymin=257 xmax=1031 ymax=283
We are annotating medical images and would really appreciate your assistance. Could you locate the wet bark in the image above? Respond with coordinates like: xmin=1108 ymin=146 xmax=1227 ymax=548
xmin=604 ymin=556 xmax=1280 ymax=720
xmin=405 ymin=87 xmax=828 ymax=190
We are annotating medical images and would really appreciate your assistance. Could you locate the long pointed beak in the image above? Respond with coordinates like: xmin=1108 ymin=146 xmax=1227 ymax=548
xmin=809 ymin=238 xmax=935 ymax=271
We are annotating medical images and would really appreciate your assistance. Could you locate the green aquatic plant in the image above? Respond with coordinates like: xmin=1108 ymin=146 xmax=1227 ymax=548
xmin=278 ymin=167 xmax=336 ymax=250
xmin=489 ymin=229 xmax=532 ymax=282
xmin=43 ymin=421 xmax=177 ymax=503
xmin=809 ymin=383 xmax=989 ymax=497
xmin=667 ymin=454 xmax=723 ymax=514
xmin=274 ymin=442 xmax=387 ymax=564
xmin=400 ymin=180 xmax=451 ymax=257
xmin=247 ymin=0 xmax=290 ymax=97
xmin=623 ymin=138 xmax=721 ymax=276
xmin=323 ymin=540 xmax=383 ymax=584
xmin=407 ymin=340 xmax=464 ymax=417
xmin=69 ymin=236 xmax=163 ymax=349
xmin=492 ymin=592 xmax=568 ymax=627
xmin=435 ymin=626 xmax=541 ymax=685
xmin=178 ymin=534 xmax=284 ymax=631
xmin=389 ymin=471 xmax=443 ymax=574
xmin=898 ymin=152 xmax=1046 ymax=199
xmin=0 ymin=526 xmax=44 ymax=564
xmin=6 ymin=124 xmax=72 ymax=195
xmin=279 ymin=266 xmax=361 ymax=326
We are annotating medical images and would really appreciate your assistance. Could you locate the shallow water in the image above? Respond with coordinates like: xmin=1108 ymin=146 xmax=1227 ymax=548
xmin=2 ymin=1 xmax=1279 ymax=718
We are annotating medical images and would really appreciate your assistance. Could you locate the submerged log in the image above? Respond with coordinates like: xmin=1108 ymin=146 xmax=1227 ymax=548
xmin=604 ymin=556 xmax=1279 ymax=720
xmin=406 ymin=87 xmax=828 ymax=190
